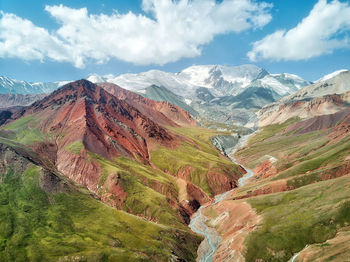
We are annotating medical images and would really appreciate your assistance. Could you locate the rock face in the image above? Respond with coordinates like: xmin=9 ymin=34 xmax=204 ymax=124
xmin=284 ymin=70 xmax=350 ymax=101
xmin=211 ymin=135 xmax=239 ymax=157
xmin=14 ymin=80 xmax=178 ymax=160
xmin=283 ymin=107 xmax=350 ymax=135
xmin=258 ymin=92 xmax=350 ymax=127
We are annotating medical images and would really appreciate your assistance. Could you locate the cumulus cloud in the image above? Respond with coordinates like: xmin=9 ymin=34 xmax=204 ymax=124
xmin=248 ymin=0 xmax=350 ymax=62
xmin=0 ymin=0 xmax=272 ymax=68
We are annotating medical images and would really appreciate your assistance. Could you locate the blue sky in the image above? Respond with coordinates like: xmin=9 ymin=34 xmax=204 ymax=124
xmin=0 ymin=0 xmax=349 ymax=82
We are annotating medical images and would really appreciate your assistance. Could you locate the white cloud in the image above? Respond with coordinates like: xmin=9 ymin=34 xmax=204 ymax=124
xmin=0 ymin=12 xmax=79 ymax=65
xmin=248 ymin=0 xmax=350 ymax=62
xmin=0 ymin=0 xmax=272 ymax=68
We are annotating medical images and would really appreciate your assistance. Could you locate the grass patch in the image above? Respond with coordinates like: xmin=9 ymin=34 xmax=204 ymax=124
xmin=245 ymin=176 xmax=350 ymax=262
xmin=236 ymin=130 xmax=322 ymax=169
xmin=65 ymin=140 xmax=84 ymax=155
xmin=1 ymin=115 xmax=46 ymax=144
xmin=248 ymin=117 xmax=300 ymax=145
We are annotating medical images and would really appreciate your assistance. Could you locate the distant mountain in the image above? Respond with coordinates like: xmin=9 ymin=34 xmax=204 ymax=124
xmin=258 ymin=70 xmax=350 ymax=126
xmin=0 ymin=64 xmax=311 ymax=127
xmin=87 ymin=65 xmax=308 ymax=99
xmin=177 ymin=64 xmax=269 ymax=96
xmin=251 ymin=73 xmax=310 ymax=96
xmin=213 ymin=86 xmax=282 ymax=110
xmin=97 ymin=82 xmax=197 ymax=127
xmin=87 ymin=70 xmax=197 ymax=97
xmin=282 ymin=70 xmax=350 ymax=101
xmin=87 ymin=64 xmax=310 ymax=126
xmin=143 ymin=84 xmax=199 ymax=116
xmin=0 ymin=76 xmax=62 ymax=94
xmin=0 ymin=93 xmax=47 ymax=108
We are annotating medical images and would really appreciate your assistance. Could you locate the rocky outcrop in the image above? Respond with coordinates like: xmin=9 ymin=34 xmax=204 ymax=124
xmin=0 ymin=142 xmax=70 ymax=194
xmin=253 ymin=159 xmax=278 ymax=179
xmin=186 ymin=182 xmax=212 ymax=206
xmin=206 ymin=171 xmax=238 ymax=194
xmin=210 ymin=135 xmax=239 ymax=157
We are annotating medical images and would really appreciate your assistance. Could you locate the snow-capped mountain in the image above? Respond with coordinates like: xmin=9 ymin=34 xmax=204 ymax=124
xmin=177 ymin=64 xmax=268 ymax=96
xmin=86 ymin=74 xmax=108 ymax=84
xmin=0 ymin=76 xmax=61 ymax=94
xmin=87 ymin=64 xmax=308 ymax=99
xmin=85 ymin=64 xmax=310 ymax=127
xmin=87 ymin=70 xmax=197 ymax=97
xmin=260 ymin=73 xmax=311 ymax=96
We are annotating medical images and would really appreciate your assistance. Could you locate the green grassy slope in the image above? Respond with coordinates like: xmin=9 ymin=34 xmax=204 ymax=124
xmin=235 ymin=117 xmax=350 ymax=190
xmin=245 ymin=176 xmax=350 ymax=262
xmin=232 ymin=115 xmax=350 ymax=261
xmin=0 ymin=163 xmax=201 ymax=262
xmin=150 ymin=127 xmax=243 ymax=196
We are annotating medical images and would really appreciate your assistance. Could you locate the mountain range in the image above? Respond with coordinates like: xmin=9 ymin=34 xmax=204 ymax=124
xmin=86 ymin=65 xmax=310 ymax=128
xmin=0 ymin=76 xmax=67 ymax=94
xmin=1 ymin=65 xmax=350 ymax=261
xmin=0 ymin=64 xmax=311 ymax=127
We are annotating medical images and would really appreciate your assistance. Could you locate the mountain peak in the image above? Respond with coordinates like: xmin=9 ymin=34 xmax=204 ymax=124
xmin=48 ymin=79 xmax=100 ymax=102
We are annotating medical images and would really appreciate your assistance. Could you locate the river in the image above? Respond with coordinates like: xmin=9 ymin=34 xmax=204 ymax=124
xmin=189 ymin=132 xmax=256 ymax=262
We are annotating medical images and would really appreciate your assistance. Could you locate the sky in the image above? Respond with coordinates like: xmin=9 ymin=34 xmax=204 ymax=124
xmin=0 ymin=0 xmax=349 ymax=82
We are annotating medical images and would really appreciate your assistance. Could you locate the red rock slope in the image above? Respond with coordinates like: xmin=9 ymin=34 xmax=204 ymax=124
xmin=5 ymin=80 xmax=194 ymax=196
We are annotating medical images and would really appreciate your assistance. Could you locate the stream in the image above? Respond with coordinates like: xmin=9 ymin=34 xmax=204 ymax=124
xmin=189 ymin=132 xmax=256 ymax=262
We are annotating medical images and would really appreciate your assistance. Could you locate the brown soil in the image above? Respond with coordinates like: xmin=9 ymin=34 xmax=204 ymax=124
xmin=203 ymin=200 xmax=260 ymax=262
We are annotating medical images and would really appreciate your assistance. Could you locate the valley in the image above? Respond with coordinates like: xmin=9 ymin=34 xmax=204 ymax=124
xmin=0 ymin=66 xmax=349 ymax=261
xmin=2 ymin=0 xmax=350 ymax=261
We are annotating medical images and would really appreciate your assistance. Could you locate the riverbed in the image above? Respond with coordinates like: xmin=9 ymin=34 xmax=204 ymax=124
xmin=189 ymin=133 xmax=255 ymax=262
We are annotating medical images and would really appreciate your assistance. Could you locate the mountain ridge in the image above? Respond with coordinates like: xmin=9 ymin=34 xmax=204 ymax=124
xmin=258 ymin=70 xmax=350 ymax=126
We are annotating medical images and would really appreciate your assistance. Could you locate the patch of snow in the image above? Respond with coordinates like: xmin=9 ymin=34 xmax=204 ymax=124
xmin=184 ymin=98 xmax=192 ymax=105
xmin=316 ymin=69 xmax=348 ymax=83
xmin=86 ymin=74 xmax=106 ymax=83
